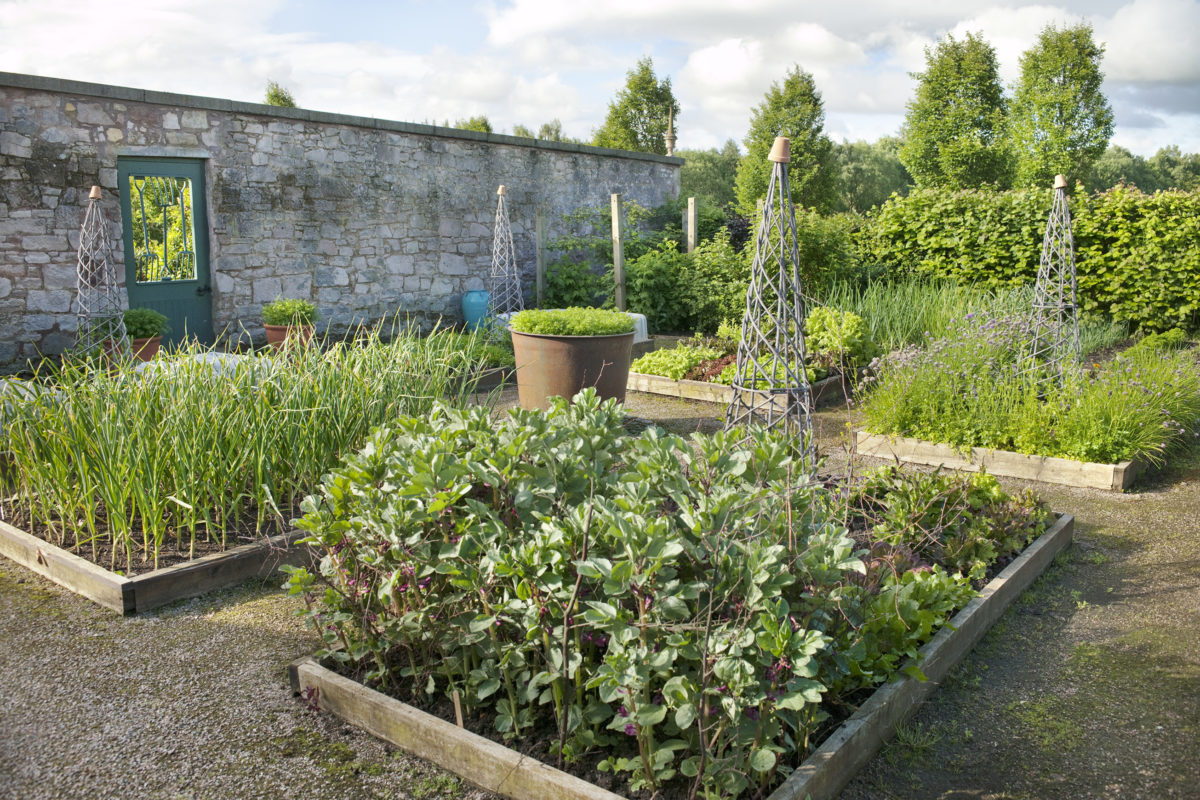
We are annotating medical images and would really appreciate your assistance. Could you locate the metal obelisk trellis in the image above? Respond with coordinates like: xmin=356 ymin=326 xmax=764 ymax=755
xmin=723 ymin=137 xmax=815 ymax=462
xmin=75 ymin=185 xmax=129 ymax=356
xmin=487 ymin=185 xmax=523 ymax=321
xmin=1026 ymin=174 xmax=1080 ymax=380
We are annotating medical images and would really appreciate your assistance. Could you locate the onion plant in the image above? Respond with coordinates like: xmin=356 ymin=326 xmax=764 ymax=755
xmin=1 ymin=322 xmax=491 ymax=571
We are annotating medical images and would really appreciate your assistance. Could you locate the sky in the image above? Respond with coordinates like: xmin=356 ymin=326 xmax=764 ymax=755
xmin=2 ymin=0 xmax=1198 ymax=157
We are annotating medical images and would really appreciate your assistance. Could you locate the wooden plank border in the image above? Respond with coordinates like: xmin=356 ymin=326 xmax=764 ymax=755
xmin=288 ymin=514 xmax=1072 ymax=800
xmin=0 ymin=519 xmax=310 ymax=614
xmin=855 ymin=431 xmax=1148 ymax=491
xmin=627 ymin=371 xmax=853 ymax=409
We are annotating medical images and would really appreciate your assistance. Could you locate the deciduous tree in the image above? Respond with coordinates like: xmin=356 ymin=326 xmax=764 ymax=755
xmin=679 ymin=139 xmax=741 ymax=210
xmin=264 ymin=80 xmax=297 ymax=108
xmin=592 ymin=57 xmax=680 ymax=155
xmin=734 ymin=66 xmax=836 ymax=214
xmin=900 ymin=33 xmax=1012 ymax=189
xmin=1010 ymin=24 xmax=1113 ymax=187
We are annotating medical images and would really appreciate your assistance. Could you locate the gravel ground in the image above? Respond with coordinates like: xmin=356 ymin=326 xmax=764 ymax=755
xmin=1 ymin=388 xmax=1197 ymax=799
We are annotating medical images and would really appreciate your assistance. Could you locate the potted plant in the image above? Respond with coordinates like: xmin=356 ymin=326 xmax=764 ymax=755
xmin=262 ymin=298 xmax=318 ymax=350
xmin=122 ymin=307 xmax=170 ymax=361
xmin=508 ymin=307 xmax=635 ymax=410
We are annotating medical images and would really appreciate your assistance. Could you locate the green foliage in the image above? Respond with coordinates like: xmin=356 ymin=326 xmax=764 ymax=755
xmin=262 ymin=297 xmax=319 ymax=326
xmin=444 ymin=330 xmax=515 ymax=368
xmin=1126 ymin=328 xmax=1187 ymax=356
xmin=1 ymin=325 xmax=484 ymax=570
xmin=685 ymin=227 xmax=751 ymax=334
xmin=735 ymin=66 xmax=837 ymax=214
xmin=855 ymin=184 xmax=1200 ymax=331
xmin=543 ymin=260 xmax=609 ymax=309
xmin=454 ymin=115 xmax=493 ymax=134
xmin=859 ymin=313 xmax=1200 ymax=464
xmin=625 ymin=243 xmax=693 ymax=332
xmin=509 ymin=307 xmax=633 ymax=336
xmin=804 ymin=308 xmax=878 ymax=370
xmin=1087 ymin=145 xmax=1161 ymax=193
xmin=1149 ymin=145 xmax=1200 ymax=192
xmin=128 ymin=176 xmax=195 ymax=282
xmin=1010 ymin=24 xmax=1113 ymax=187
xmin=264 ymin=80 xmax=297 ymax=108
xmin=592 ymin=57 xmax=680 ymax=155
xmin=286 ymin=390 xmax=1048 ymax=797
xmin=678 ymin=140 xmax=741 ymax=210
xmin=900 ymin=32 xmax=1013 ymax=189
xmin=630 ymin=344 xmax=725 ymax=380
xmin=832 ymin=137 xmax=912 ymax=213
xmin=122 ymin=307 xmax=169 ymax=339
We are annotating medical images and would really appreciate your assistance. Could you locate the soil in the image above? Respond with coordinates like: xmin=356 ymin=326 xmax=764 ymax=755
xmin=0 ymin=499 xmax=299 ymax=576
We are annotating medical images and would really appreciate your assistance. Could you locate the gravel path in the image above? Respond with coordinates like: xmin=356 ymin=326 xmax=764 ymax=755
xmin=1 ymin=390 xmax=1197 ymax=799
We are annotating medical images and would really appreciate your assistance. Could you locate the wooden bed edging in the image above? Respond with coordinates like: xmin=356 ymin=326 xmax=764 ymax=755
xmin=854 ymin=431 xmax=1148 ymax=491
xmin=0 ymin=520 xmax=310 ymax=614
xmin=288 ymin=514 xmax=1073 ymax=800
xmin=627 ymin=370 xmax=852 ymax=409
xmin=287 ymin=656 xmax=627 ymax=800
xmin=766 ymin=511 xmax=1073 ymax=800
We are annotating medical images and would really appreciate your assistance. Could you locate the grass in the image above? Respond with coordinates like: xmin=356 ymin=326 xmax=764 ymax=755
xmin=1 ymin=322 xmax=492 ymax=571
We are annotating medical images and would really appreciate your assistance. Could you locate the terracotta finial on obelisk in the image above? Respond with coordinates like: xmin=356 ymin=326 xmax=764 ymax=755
xmin=768 ymin=136 xmax=790 ymax=163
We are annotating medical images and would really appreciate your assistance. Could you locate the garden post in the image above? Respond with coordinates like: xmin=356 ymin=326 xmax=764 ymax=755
xmin=535 ymin=208 xmax=545 ymax=307
xmin=611 ymin=193 xmax=626 ymax=311
xmin=686 ymin=196 xmax=697 ymax=253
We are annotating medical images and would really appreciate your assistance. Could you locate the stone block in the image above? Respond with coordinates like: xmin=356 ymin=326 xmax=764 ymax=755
xmin=26 ymin=290 xmax=72 ymax=312
xmin=439 ymin=253 xmax=467 ymax=275
xmin=0 ymin=277 xmax=10 ymax=298
xmin=315 ymin=266 xmax=349 ymax=287
xmin=76 ymin=104 xmax=114 ymax=126
xmin=181 ymin=110 xmax=209 ymax=129
xmin=384 ymin=254 xmax=415 ymax=275
xmin=252 ymin=276 xmax=282 ymax=303
xmin=0 ymin=131 xmax=32 ymax=158
xmin=162 ymin=112 xmax=180 ymax=130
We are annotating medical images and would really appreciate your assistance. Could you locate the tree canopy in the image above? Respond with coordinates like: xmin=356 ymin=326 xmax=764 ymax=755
xmin=679 ymin=140 xmax=742 ymax=210
xmin=833 ymin=137 xmax=912 ymax=213
xmin=264 ymin=80 xmax=297 ymax=108
xmin=1010 ymin=24 xmax=1113 ymax=187
xmin=454 ymin=115 xmax=493 ymax=134
xmin=900 ymin=32 xmax=1012 ymax=189
xmin=592 ymin=57 xmax=680 ymax=155
xmin=734 ymin=66 xmax=836 ymax=214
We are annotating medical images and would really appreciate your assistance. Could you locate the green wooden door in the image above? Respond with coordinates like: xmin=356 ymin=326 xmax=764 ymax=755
xmin=118 ymin=157 xmax=213 ymax=345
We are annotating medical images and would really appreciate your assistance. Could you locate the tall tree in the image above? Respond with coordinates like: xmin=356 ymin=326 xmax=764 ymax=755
xmin=679 ymin=139 xmax=741 ymax=210
xmin=264 ymin=80 xmax=297 ymax=108
xmin=833 ymin=137 xmax=912 ymax=212
xmin=900 ymin=32 xmax=1012 ymax=189
xmin=1010 ymin=24 xmax=1114 ymax=187
xmin=592 ymin=56 xmax=680 ymax=155
xmin=1149 ymin=145 xmax=1200 ymax=191
xmin=734 ymin=66 xmax=836 ymax=214
xmin=537 ymin=119 xmax=569 ymax=142
xmin=1087 ymin=145 xmax=1159 ymax=192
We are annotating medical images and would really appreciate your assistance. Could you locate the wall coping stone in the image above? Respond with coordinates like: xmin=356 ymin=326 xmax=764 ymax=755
xmin=0 ymin=71 xmax=685 ymax=167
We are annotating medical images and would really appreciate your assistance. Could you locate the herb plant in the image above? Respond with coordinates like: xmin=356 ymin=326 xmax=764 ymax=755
xmin=263 ymin=297 xmax=319 ymax=326
xmin=122 ymin=307 xmax=170 ymax=339
xmin=509 ymin=308 xmax=634 ymax=336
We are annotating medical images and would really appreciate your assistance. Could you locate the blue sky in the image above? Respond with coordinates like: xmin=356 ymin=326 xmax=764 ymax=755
xmin=2 ymin=0 xmax=1197 ymax=156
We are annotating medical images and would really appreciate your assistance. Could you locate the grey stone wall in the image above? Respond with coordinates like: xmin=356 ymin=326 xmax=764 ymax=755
xmin=0 ymin=72 xmax=680 ymax=369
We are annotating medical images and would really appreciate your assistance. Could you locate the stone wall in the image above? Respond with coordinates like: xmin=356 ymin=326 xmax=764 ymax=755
xmin=0 ymin=72 xmax=680 ymax=369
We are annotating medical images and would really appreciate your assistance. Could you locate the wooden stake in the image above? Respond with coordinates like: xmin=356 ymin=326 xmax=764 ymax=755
xmin=686 ymin=196 xmax=697 ymax=253
xmin=611 ymin=193 xmax=626 ymax=311
xmin=535 ymin=209 xmax=545 ymax=307
xmin=452 ymin=690 xmax=464 ymax=728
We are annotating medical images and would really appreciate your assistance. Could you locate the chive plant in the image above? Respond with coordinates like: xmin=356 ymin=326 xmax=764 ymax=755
xmin=1 ymin=323 xmax=490 ymax=571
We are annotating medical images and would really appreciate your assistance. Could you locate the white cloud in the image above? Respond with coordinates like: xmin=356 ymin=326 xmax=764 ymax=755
xmin=1098 ymin=0 xmax=1200 ymax=83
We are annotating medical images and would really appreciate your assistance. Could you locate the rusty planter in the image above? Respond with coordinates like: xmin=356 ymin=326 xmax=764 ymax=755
xmin=510 ymin=330 xmax=634 ymax=410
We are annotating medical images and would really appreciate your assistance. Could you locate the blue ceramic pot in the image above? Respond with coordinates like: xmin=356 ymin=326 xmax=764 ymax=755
xmin=461 ymin=290 xmax=490 ymax=331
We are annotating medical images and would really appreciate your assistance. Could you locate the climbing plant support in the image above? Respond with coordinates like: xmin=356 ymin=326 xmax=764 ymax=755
xmin=488 ymin=185 xmax=524 ymax=320
xmin=723 ymin=137 xmax=815 ymax=464
xmin=75 ymin=185 xmax=129 ymax=356
xmin=1026 ymin=174 xmax=1080 ymax=379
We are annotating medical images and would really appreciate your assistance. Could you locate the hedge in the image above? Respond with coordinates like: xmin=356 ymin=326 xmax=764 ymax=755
xmin=855 ymin=185 xmax=1200 ymax=331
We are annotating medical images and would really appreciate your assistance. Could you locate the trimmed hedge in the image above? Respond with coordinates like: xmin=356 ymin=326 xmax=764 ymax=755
xmin=855 ymin=185 xmax=1200 ymax=331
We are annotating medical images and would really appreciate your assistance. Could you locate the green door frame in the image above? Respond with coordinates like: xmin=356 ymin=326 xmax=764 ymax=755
xmin=117 ymin=157 xmax=214 ymax=345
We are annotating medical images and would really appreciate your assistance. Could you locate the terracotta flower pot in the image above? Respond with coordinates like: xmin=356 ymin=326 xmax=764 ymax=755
xmin=510 ymin=329 xmax=634 ymax=411
xmin=130 ymin=335 xmax=162 ymax=362
xmin=264 ymin=323 xmax=314 ymax=350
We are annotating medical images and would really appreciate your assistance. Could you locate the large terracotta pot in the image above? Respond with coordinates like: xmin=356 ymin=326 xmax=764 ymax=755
xmin=130 ymin=336 xmax=162 ymax=362
xmin=510 ymin=329 xmax=634 ymax=411
xmin=264 ymin=324 xmax=314 ymax=350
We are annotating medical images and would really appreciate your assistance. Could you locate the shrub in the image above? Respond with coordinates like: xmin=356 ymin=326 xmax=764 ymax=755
xmin=122 ymin=307 xmax=170 ymax=339
xmin=285 ymin=391 xmax=1049 ymax=797
xmin=625 ymin=242 xmax=693 ymax=332
xmin=509 ymin=307 xmax=634 ymax=336
xmin=685 ymin=228 xmax=751 ymax=334
xmin=263 ymin=297 xmax=318 ymax=326
xmin=543 ymin=259 xmax=609 ymax=309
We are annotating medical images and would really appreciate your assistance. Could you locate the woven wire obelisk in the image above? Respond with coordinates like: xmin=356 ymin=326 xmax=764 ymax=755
xmin=75 ymin=185 xmax=129 ymax=356
xmin=487 ymin=185 xmax=523 ymax=320
xmin=723 ymin=137 xmax=815 ymax=462
xmin=1025 ymin=174 xmax=1080 ymax=379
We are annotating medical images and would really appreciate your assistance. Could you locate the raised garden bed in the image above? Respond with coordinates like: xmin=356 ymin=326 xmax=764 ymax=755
xmin=289 ymin=512 xmax=1073 ymax=800
xmin=0 ymin=519 xmax=310 ymax=614
xmin=854 ymin=431 xmax=1149 ymax=492
xmin=628 ymin=369 xmax=855 ymax=410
